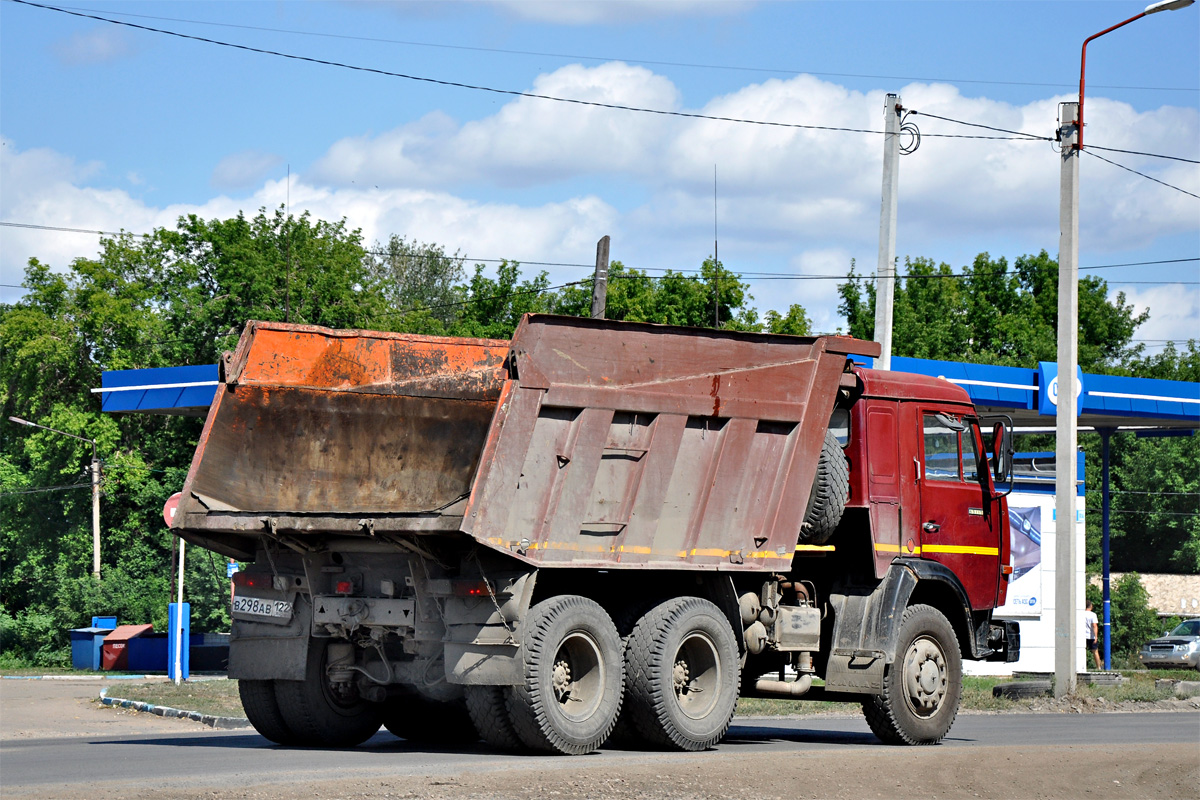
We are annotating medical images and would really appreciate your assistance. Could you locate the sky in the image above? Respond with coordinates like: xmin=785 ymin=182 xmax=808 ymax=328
xmin=1 ymin=0 xmax=1197 ymax=352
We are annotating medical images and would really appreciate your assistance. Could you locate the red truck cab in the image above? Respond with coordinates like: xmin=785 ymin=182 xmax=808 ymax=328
xmin=846 ymin=367 xmax=1010 ymax=611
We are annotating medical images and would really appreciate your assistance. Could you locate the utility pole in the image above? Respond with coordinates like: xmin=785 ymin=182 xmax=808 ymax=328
xmin=873 ymin=93 xmax=902 ymax=370
xmin=90 ymin=454 xmax=101 ymax=578
xmin=1054 ymin=101 xmax=1080 ymax=698
xmin=591 ymin=235 xmax=610 ymax=319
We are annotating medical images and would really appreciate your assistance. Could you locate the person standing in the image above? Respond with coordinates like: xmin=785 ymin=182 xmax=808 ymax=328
xmin=1084 ymin=601 xmax=1101 ymax=670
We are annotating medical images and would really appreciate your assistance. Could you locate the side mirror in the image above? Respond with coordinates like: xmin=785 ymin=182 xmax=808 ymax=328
xmin=992 ymin=421 xmax=1013 ymax=484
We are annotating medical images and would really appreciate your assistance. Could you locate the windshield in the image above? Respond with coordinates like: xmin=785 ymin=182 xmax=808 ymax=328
xmin=1169 ymin=619 xmax=1200 ymax=637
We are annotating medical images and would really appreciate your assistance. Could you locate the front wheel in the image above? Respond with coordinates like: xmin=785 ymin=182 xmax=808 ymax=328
xmin=862 ymin=604 xmax=962 ymax=745
xmin=505 ymin=595 xmax=624 ymax=754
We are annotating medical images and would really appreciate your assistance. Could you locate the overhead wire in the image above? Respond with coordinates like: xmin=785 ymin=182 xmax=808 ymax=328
xmin=3 ymin=223 xmax=1197 ymax=281
xmin=1082 ymin=149 xmax=1200 ymax=200
xmin=1085 ymin=144 xmax=1200 ymax=165
xmin=6 ymin=1 xmax=1056 ymax=143
xmin=6 ymin=3 xmax=1196 ymax=212
xmin=48 ymin=3 xmax=1200 ymax=94
xmin=0 ymin=480 xmax=92 ymax=498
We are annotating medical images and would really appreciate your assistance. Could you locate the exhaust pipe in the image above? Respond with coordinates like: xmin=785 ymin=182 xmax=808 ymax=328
xmin=754 ymin=674 xmax=813 ymax=697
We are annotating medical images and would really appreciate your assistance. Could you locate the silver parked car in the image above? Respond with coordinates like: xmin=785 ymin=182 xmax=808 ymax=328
xmin=1139 ymin=618 xmax=1200 ymax=670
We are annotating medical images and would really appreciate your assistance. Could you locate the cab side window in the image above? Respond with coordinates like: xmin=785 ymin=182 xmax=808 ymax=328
xmin=923 ymin=415 xmax=960 ymax=481
xmin=961 ymin=424 xmax=979 ymax=482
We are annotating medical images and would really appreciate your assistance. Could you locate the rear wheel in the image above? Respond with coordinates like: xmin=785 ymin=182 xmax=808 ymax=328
xmin=383 ymin=695 xmax=476 ymax=745
xmin=273 ymin=640 xmax=384 ymax=747
xmin=465 ymin=685 xmax=523 ymax=750
xmin=624 ymin=597 xmax=740 ymax=751
xmin=238 ymin=679 xmax=298 ymax=745
xmin=505 ymin=595 xmax=623 ymax=754
xmin=862 ymin=604 xmax=962 ymax=745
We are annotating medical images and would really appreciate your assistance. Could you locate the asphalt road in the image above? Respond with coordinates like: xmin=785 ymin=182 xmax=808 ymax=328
xmin=4 ymin=712 xmax=1198 ymax=798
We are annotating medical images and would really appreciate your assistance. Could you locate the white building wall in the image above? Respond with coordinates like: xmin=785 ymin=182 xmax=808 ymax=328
xmin=964 ymin=483 xmax=1087 ymax=676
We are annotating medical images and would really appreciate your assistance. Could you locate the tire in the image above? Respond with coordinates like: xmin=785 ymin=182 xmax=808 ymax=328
xmin=465 ymin=685 xmax=523 ymax=750
xmin=384 ymin=695 xmax=477 ymax=745
xmin=862 ymin=604 xmax=962 ymax=745
xmin=505 ymin=595 xmax=624 ymax=755
xmin=799 ymin=429 xmax=849 ymax=545
xmin=273 ymin=640 xmax=384 ymax=747
xmin=624 ymin=597 xmax=741 ymax=751
xmin=238 ymin=679 xmax=299 ymax=745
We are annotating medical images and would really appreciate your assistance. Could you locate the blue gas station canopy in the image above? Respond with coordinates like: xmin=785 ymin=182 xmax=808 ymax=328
xmin=98 ymin=353 xmax=1197 ymax=430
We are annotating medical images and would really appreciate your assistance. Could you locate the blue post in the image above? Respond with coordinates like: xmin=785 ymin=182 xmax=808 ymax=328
xmin=168 ymin=602 xmax=190 ymax=681
xmin=1100 ymin=429 xmax=1112 ymax=671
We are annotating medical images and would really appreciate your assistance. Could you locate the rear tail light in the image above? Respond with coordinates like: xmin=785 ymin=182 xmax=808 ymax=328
xmin=454 ymin=580 xmax=492 ymax=598
xmin=232 ymin=571 xmax=271 ymax=588
xmin=335 ymin=580 xmax=354 ymax=594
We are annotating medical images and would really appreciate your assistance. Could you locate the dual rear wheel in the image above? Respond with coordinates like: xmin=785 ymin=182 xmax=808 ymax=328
xmin=462 ymin=594 xmax=741 ymax=754
xmin=240 ymin=640 xmax=382 ymax=748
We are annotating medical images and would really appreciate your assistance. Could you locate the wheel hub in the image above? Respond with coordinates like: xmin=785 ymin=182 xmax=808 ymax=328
xmin=552 ymin=659 xmax=572 ymax=701
xmin=903 ymin=636 xmax=947 ymax=717
xmin=673 ymin=660 xmax=691 ymax=694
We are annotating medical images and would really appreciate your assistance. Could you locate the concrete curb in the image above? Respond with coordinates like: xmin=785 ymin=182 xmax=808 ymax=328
xmin=98 ymin=687 xmax=252 ymax=729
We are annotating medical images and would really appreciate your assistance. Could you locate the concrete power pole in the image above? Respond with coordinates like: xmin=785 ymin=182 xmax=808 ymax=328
xmin=1054 ymin=101 xmax=1080 ymax=698
xmin=591 ymin=235 xmax=610 ymax=319
xmin=873 ymin=94 xmax=902 ymax=370
xmin=91 ymin=455 xmax=101 ymax=579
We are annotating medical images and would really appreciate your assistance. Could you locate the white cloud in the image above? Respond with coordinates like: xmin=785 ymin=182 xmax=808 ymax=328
xmin=1118 ymin=283 xmax=1200 ymax=351
xmin=0 ymin=139 xmax=617 ymax=305
xmin=310 ymin=64 xmax=1197 ymax=264
xmin=211 ymin=150 xmax=284 ymax=191
xmin=51 ymin=26 xmax=137 ymax=66
xmin=311 ymin=63 xmax=680 ymax=188
xmin=3 ymin=63 xmax=1196 ymax=347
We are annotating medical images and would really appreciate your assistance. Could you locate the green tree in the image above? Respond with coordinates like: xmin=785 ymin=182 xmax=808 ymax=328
xmin=549 ymin=258 xmax=763 ymax=331
xmin=367 ymin=235 xmax=466 ymax=334
xmin=1108 ymin=573 xmax=1163 ymax=658
xmin=1 ymin=208 xmax=391 ymax=665
xmin=839 ymin=250 xmax=1147 ymax=371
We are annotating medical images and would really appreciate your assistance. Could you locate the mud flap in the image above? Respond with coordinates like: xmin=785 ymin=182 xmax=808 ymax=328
xmin=443 ymin=569 xmax=537 ymax=686
xmin=824 ymin=565 xmax=918 ymax=694
xmin=228 ymin=595 xmax=311 ymax=681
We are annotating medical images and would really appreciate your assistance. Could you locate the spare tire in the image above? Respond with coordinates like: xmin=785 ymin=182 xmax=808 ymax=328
xmin=798 ymin=429 xmax=849 ymax=545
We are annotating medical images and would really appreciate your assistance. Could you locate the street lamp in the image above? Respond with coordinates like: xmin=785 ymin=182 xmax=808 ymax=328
xmin=7 ymin=416 xmax=102 ymax=579
xmin=1054 ymin=0 xmax=1195 ymax=698
xmin=1078 ymin=0 xmax=1195 ymax=151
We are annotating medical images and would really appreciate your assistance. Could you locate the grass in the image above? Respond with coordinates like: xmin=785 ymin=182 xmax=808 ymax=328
xmin=99 ymin=677 xmax=246 ymax=718
xmin=88 ymin=670 xmax=1198 ymax=722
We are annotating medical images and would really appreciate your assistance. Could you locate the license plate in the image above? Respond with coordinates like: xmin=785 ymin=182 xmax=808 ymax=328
xmin=233 ymin=594 xmax=293 ymax=620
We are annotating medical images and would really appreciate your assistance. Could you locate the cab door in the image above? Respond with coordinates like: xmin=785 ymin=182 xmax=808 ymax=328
xmin=917 ymin=410 xmax=1001 ymax=610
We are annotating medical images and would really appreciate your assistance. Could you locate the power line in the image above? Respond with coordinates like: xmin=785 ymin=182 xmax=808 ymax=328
xmin=50 ymin=3 xmax=1200 ymax=94
xmin=7 ymin=1 xmax=876 ymax=138
xmin=1083 ymin=149 xmax=1200 ymax=200
xmin=4 ymin=223 xmax=1197 ymax=279
xmin=1086 ymin=144 xmax=1200 ymax=165
xmin=0 ymin=481 xmax=91 ymax=498
xmin=8 ymin=1 xmax=1046 ymax=143
xmin=907 ymin=111 xmax=1050 ymax=142
xmin=388 ymin=280 xmax=591 ymax=316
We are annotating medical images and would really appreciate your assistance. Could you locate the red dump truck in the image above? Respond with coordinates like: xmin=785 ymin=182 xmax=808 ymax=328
xmin=172 ymin=315 xmax=1018 ymax=754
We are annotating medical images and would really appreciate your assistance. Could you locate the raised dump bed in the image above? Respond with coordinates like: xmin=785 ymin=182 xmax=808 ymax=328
xmin=176 ymin=315 xmax=875 ymax=568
